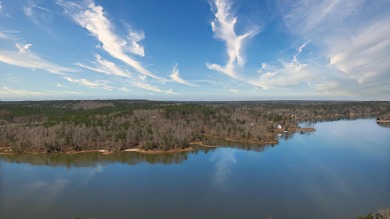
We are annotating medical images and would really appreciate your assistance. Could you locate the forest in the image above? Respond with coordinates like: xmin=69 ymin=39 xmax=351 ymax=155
xmin=0 ymin=100 xmax=389 ymax=153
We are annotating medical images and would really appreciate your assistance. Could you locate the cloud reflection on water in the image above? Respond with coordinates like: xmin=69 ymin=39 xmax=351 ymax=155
xmin=210 ymin=149 xmax=237 ymax=189
xmin=4 ymin=165 xmax=104 ymax=211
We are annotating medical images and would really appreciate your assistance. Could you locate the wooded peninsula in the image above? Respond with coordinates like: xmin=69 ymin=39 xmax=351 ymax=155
xmin=0 ymin=100 xmax=389 ymax=154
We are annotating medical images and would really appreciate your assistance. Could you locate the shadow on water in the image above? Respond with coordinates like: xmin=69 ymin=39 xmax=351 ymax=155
xmin=0 ymin=151 xmax=195 ymax=167
xmin=201 ymin=137 xmax=278 ymax=152
xmin=377 ymin=122 xmax=390 ymax=128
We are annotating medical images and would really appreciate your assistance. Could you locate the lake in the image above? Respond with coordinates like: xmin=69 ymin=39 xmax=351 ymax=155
xmin=0 ymin=118 xmax=389 ymax=219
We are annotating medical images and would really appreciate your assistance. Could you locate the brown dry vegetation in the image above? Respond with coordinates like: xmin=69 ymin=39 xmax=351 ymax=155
xmin=0 ymin=100 xmax=388 ymax=153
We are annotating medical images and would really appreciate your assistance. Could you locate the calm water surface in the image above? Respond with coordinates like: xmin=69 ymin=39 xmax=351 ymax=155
xmin=1 ymin=119 xmax=389 ymax=219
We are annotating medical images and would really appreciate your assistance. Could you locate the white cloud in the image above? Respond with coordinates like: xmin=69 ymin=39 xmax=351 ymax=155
xmin=0 ymin=87 xmax=85 ymax=100
xmin=316 ymin=81 xmax=343 ymax=94
xmin=127 ymin=31 xmax=145 ymax=57
xmin=229 ymin=89 xmax=238 ymax=93
xmin=76 ymin=54 xmax=171 ymax=93
xmin=0 ymin=1 xmax=3 ymax=14
xmin=207 ymin=0 xmax=260 ymax=78
xmin=0 ymin=87 xmax=44 ymax=96
xmin=58 ymin=0 xmax=161 ymax=80
xmin=64 ymin=91 xmax=82 ymax=95
xmin=118 ymin=87 xmax=131 ymax=92
xmin=77 ymin=54 xmax=131 ymax=78
xmin=0 ymin=43 xmax=76 ymax=74
xmin=277 ymin=0 xmax=390 ymax=96
xmin=211 ymin=149 xmax=236 ymax=188
xmin=0 ymin=31 xmax=7 ymax=39
xmin=23 ymin=0 xmax=53 ymax=32
xmin=251 ymin=43 xmax=313 ymax=90
xmin=131 ymin=81 xmax=162 ymax=93
xmin=167 ymin=88 xmax=177 ymax=95
xmin=0 ymin=30 xmax=19 ymax=39
xmin=169 ymin=64 xmax=197 ymax=87
xmin=16 ymin=43 xmax=32 ymax=54
xmin=280 ymin=0 xmax=366 ymax=37
xmin=63 ymin=76 xmax=112 ymax=90
xmin=328 ymin=18 xmax=390 ymax=84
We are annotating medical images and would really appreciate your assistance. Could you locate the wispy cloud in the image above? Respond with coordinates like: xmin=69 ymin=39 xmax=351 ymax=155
xmin=167 ymin=88 xmax=177 ymax=95
xmin=0 ymin=31 xmax=7 ymax=39
xmin=229 ymin=89 xmax=238 ymax=93
xmin=0 ymin=87 xmax=84 ymax=100
xmin=327 ymin=18 xmax=390 ymax=84
xmin=64 ymin=91 xmax=82 ymax=95
xmin=277 ymin=0 xmax=390 ymax=96
xmin=0 ymin=43 xmax=76 ymax=74
xmin=169 ymin=64 xmax=197 ymax=87
xmin=76 ymin=54 xmax=131 ymax=78
xmin=131 ymin=81 xmax=164 ymax=93
xmin=0 ymin=1 xmax=3 ymax=14
xmin=23 ymin=0 xmax=54 ymax=33
xmin=280 ymin=0 xmax=365 ymax=37
xmin=132 ymin=81 xmax=176 ymax=94
xmin=0 ymin=30 xmax=19 ymax=39
xmin=75 ymin=54 xmax=172 ymax=93
xmin=127 ymin=31 xmax=145 ymax=57
xmin=63 ymin=76 xmax=113 ymax=90
xmin=207 ymin=0 xmax=260 ymax=78
xmin=118 ymin=87 xmax=131 ymax=93
xmin=58 ymin=0 xmax=161 ymax=80
xmin=63 ymin=74 xmax=173 ymax=94
xmin=251 ymin=43 xmax=313 ymax=90
xmin=0 ymin=86 xmax=44 ymax=96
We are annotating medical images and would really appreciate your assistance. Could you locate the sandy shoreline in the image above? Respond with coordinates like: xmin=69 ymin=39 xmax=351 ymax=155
xmin=124 ymin=148 xmax=140 ymax=152
xmin=293 ymin=127 xmax=316 ymax=132
xmin=136 ymin=147 xmax=193 ymax=154
xmin=224 ymin=137 xmax=278 ymax=144
xmin=0 ymin=147 xmax=193 ymax=155
xmin=189 ymin=142 xmax=219 ymax=148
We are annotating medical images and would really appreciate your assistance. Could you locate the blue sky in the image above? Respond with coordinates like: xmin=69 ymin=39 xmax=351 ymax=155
xmin=0 ymin=0 xmax=389 ymax=101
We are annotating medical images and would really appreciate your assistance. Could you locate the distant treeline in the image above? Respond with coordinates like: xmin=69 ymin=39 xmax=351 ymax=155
xmin=0 ymin=100 xmax=388 ymax=153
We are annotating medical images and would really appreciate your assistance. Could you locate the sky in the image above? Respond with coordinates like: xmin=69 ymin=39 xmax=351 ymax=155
xmin=0 ymin=0 xmax=389 ymax=101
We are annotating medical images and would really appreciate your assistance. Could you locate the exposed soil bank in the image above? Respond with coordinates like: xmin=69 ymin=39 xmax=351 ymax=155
xmin=136 ymin=147 xmax=193 ymax=154
xmin=190 ymin=141 xmax=219 ymax=148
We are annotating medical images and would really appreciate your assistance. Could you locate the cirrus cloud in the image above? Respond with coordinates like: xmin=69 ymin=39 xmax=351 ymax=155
xmin=169 ymin=64 xmax=197 ymax=87
xmin=0 ymin=43 xmax=76 ymax=74
xmin=57 ymin=0 xmax=161 ymax=80
xmin=206 ymin=0 xmax=260 ymax=78
xmin=277 ymin=0 xmax=390 ymax=97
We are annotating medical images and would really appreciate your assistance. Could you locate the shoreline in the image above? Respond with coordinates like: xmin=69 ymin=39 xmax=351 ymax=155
xmin=224 ymin=137 xmax=278 ymax=145
xmin=204 ymin=134 xmax=279 ymax=145
xmin=0 ymin=127 xmax=315 ymax=155
xmin=135 ymin=147 xmax=193 ymax=154
xmin=0 ymin=146 xmax=194 ymax=155
xmin=0 ymin=126 xmax=315 ymax=155
xmin=190 ymin=141 xmax=219 ymax=148
xmin=377 ymin=120 xmax=390 ymax=123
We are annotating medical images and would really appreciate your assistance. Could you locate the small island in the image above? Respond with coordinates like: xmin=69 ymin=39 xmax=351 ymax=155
xmin=0 ymin=100 xmax=389 ymax=154
xmin=376 ymin=114 xmax=390 ymax=123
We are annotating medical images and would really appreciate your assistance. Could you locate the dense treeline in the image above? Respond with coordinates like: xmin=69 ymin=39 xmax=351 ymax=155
xmin=0 ymin=100 xmax=388 ymax=153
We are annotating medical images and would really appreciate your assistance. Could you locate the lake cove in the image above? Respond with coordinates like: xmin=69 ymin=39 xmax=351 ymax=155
xmin=0 ymin=119 xmax=389 ymax=219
